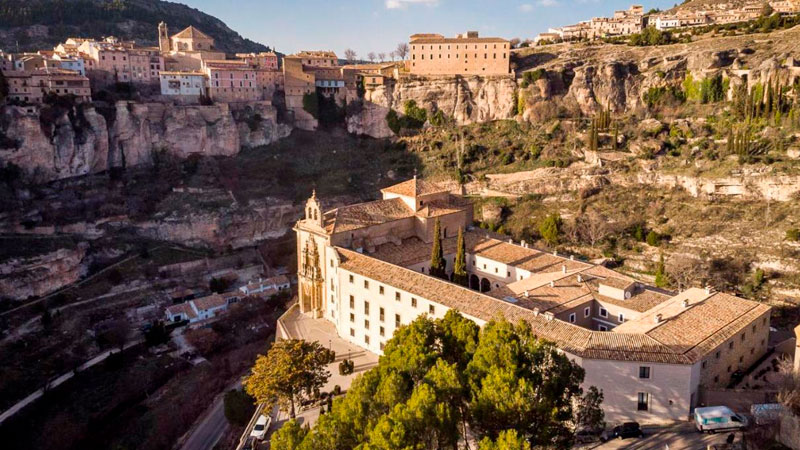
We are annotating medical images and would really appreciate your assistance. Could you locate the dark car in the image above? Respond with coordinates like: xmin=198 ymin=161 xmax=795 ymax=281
xmin=575 ymin=428 xmax=602 ymax=444
xmin=601 ymin=422 xmax=644 ymax=441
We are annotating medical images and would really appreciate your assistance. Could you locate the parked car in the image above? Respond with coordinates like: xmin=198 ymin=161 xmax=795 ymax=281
xmin=695 ymin=406 xmax=748 ymax=433
xmin=601 ymin=422 xmax=644 ymax=441
xmin=250 ymin=414 xmax=271 ymax=440
xmin=242 ymin=436 xmax=256 ymax=450
xmin=575 ymin=427 xmax=602 ymax=444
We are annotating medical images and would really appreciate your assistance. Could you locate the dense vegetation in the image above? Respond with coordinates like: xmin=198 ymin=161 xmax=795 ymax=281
xmin=269 ymin=312 xmax=603 ymax=450
xmin=0 ymin=0 xmax=267 ymax=52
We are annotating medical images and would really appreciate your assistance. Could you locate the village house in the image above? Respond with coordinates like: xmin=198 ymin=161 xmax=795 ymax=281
xmin=203 ymin=59 xmax=261 ymax=102
xmin=159 ymin=71 xmax=207 ymax=98
xmin=164 ymin=293 xmax=240 ymax=324
xmin=408 ymin=32 xmax=510 ymax=76
xmin=294 ymin=179 xmax=772 ymax=424
xmin=239 ymin=275 xmax=291 ymax=297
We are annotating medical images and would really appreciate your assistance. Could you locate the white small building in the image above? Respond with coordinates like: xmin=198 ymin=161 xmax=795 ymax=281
xmin=164 ymin=293 xmax=239 ymax=323
xmin=654 ymin=16 xmax=681 ymax=30
xmin=159 ymin=71 xmax=207 ymax=96
xmin=50 ymin=55 xmax=86 ymax=76
xmin=240 ymin=275 xmax=291 ymax=297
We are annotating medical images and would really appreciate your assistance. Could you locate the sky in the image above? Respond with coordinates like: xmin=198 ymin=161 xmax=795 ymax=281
xmin=181 ymin=0 xmax=679 ymax=57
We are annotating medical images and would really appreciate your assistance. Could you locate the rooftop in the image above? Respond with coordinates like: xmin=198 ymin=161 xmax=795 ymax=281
xmin=323 ymin=197 xmax=414 ymax=234
xmin=380 ymin=177 xmax=450 ymax=198
xmin=172 ymin=26 xmax=213 ymax=41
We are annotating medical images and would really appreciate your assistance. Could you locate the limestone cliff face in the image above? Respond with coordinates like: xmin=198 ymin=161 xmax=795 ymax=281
xmin=0 ymin=244 xmax=88 ymax=300
xmin=0 ymin=101 xmax=290 ymax=181
xmin=134 ymin=198 xmax=301 ymax=250
xmin=347 ymin=75 xmax=517 ymax=138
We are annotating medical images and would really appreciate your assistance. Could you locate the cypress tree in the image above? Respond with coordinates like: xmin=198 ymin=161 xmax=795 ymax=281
xmin=452 ymin=227 xmax=468 ymax=287
xmin=429 ymin=218 xmax=447 ymax=279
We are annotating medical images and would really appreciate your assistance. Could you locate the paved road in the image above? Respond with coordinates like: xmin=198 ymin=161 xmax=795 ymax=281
xmin=179 ymin=380 xmax=241 ymax=450
xmin=0 ymin=339 xmax=143 ymax=425
xmin=581 ymin=422 xmax=743 ymax=450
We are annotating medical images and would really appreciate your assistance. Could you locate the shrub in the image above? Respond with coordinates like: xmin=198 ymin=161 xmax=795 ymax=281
xmin=386 ymin=109 xmax=401 ymax=134
xmin=338 ymin=359 xmax=354 ymax=375
xmin=629 ymin=26 xmax=674 ymax=46
xmin=403 ymin=100 xmax=427 ymax=127
xmin=429 ymin=109 xmax=446 ymax=127
xmin=302 ymin=92 xmax=319 ymax=118
xmin=787 ymin=228 xmax=800 ymax=241
xmin=224 ymin=389 xmax=256 ymax=427
xmin=522 ymin=68 xmax=546 ymax=85
xmin=538 ymin=213 xmax=562 ymax=246
xmin=646 ymin=230 xmax=660 ymax=247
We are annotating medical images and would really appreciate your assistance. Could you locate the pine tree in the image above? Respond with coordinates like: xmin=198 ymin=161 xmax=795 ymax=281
xmin=429 ymin=218 xmax=447 ymax=279
xmin=654 ymin=253 xmax=668 ymax=288
xmin=452 ymin=227 xmax=468 ymax=286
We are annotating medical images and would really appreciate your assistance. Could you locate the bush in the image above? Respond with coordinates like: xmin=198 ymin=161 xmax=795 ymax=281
xmin=522 ymin=68 xmax=546 ymax=86
xmin=629 ymin=26 xmax=674 ymax=46
xmin=538 ymin=213 xmax=562 ymax=246
xmin=338 ymin=359 xmax=354 ymax=375
xmin=403 ymin=100 xmax=427 ymax=127
xmin=646 ymin=230 xmax=661 ymax=247
xmin=786 ymin=228 xmax=800 ymax=241
xmin=302 ymin=92 xmax=319 ymax=118
xmin=223 ymin=389 xmax=256 ymax=426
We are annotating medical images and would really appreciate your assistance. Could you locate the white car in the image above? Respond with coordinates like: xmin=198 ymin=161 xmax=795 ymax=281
xmin=695 ymin=406 xmax=748 ymax=433
xmin=250 ymin=414 xmax=271 ymax=440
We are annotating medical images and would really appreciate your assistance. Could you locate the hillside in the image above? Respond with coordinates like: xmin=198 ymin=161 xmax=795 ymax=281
xmin=0 ymin=0 xmax=267 ymax=53
xmin=669 ymin=0 xmax=769 ymax=12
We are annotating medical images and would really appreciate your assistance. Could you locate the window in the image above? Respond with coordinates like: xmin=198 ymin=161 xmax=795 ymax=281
xmin=599 ymin=308 xmax=608 ymax=318
xmin=364 ymin=280 xmax=369 ymax=289
xmin=395 ymin=292 xmax=401 ymax=301
xmin=349 ymin=296 xmax=354 ymax=309
xmin=598 ymin=325 xmax=608 ymax=332
xmin=714 ymin=375 xmax=719 ymax=383
xmin=349 ymin=275 xmax=354 ymax=283
xmin=619 ymin=313 xmax=625 ymax=322
xmin=380 ymin=326 xmax=385 ymax=337
xmin=507 ymin=271 xmax=511 ymax=277
xmin=715 ymin=351 xmax=721 ymax=359
xmin=495 ymin=268 xmax=498 ymax=273
xmin=379 ymin=286 xmax=385 ymax=295
xmin=365 ymin=320 xmax=370 ymax=330
xmin=350 ymin=328 xmax=355 ymax=337
xmin=639 ymin=366 xmax=651 ymax=379
xmin=637 ymin=393 xmax=649 ymax=411
xmin=727 ymin=365 xmax=732 ymax=373
xmin=411 ymin=298 xmax=417 ymax=308
xmin=365 ymin=335 xmax=370 ymax=345
xmin=584 ymin=307 xmax=590 ymax=317
xmin=349 ymin=313 xmax=354 ymax=322
xmin=395 ymin=314 xmax=401 ymax=327
xmin=729 ymin=342 xmax=734 ymax=350
xmin=741 ymin=333 xmax=746 ymax=341
xmin=364 ymin=301 xmax=370 ymax=314
xmin=429 ymin=305 xmax=435 ymax=315
xmin=569 ymin=313 xmax=576 ymax=323
xmin=702 ymin=361 xmax=707 ymax=369
xmin=380 ymin=342 xmax=385 ymax=351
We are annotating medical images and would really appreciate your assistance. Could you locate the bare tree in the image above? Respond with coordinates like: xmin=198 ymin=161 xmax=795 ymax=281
xmin=666 ymin=255 xmax=705 ymax=291
xmin=510 ymin=37 xmax=521 ymax=48
xmin=378 ymin=52 xmax=386 ymax=62
xmin=367 ymin=52 xmax=376 ymax=62
xmin=389 ymin=51 xmax=397 ymax=61
xmin=344 ymin=48 xmax=357 ymax=63
xmin=100 ymin=318 xmax=130 ymax=352
xmin=578 ymin=209 xmax=609 ymax=248
xmin=395 ymin=42 xmax=409 ymax=60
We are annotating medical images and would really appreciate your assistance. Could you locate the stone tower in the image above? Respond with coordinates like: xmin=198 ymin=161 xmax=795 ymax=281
xmin=299 ymin=237 xmax=324 ymax=318
xmin=158 ymin=22 xmax=170 ymax=53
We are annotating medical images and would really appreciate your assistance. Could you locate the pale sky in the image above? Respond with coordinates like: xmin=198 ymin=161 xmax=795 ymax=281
xmin=181 ymin=0 xmax=678 ymax=57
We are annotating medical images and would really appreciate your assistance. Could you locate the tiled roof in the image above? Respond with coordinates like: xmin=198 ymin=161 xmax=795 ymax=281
xmin=192 ymin=294 xmax=227 ymax=311
xmin=172 ymin=26 xmax=212 ymax=40
xmin=381 ymin=178 xmax=450 ymax=198
xmin=324 ymin=198 xmax=414 ymax=234
xmin=410 ymin=37 xmax=509 ymax=44
xmin=336 ymin=248 xmax=770 ymax=365
xmin=165 ymin=302 xmax=197 ymax=319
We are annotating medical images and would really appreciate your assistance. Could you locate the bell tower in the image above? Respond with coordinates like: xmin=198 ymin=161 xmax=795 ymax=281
xmin=305 ymin=190 xmax=323 ymax=229
xmin=298 ymin=237 xmax=324 ymax=318
xmin=158 ymin=22 xmax=170 ymax=53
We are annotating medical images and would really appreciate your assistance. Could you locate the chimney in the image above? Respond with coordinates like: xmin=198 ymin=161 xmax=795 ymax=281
xmin=705 ymin=286 xmax=713 ymax=295
xmin=523 ymin=290 xmax=529 ymax=298
xmin=521 ymin=240 xmax=526 ymax=248
xmin=577 ymin=274 xmax=583 ymax=283
xmin=570 ymin=255 xmax=575 ymax=261
xmin=682 ymin=299 xmax=689 ymax=308
xmin=533 ymin=307 xmax=540 ymax=316
xmin=544 ymin=312 xmax=555 ymax=321
xmin=553 ymin=250 xmax=558 ymax=256
xmin=562 ymin=265 xmax=567 ymax=273
xmin=549 ymin=281 xmax=555 ymax=288
xmin=654 ymin=313 xmax=663 ymax=324
xmin=509 ymin=239 xmax=513 ymax=244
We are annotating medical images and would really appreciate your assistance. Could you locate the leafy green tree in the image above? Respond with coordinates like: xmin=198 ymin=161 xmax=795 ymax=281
xmin=478 ymin=430 xmax=531 ymax=450
xmin=271 ymin=419 xmax=308 ymax=450
xmin=452 ymin=227 xmax=468 ymax=287
xmin=574 ymin=386 xmax=605 ymax=431
xmin=429 ymin=218 xmax=448 ymax=279
xmin=244 ymin=339 xmax=335 ymax=418
xmin=467 ymin=320 xmax=584 ymax=448
xmin=646 ymin=230 xmax=660 ymax=247
xmin=223 ymin=389 xmax=256 ymax=426
xmin=302 ymin=92 xmax=319 ymax=119
xmin=538 ymin=213 xmax=562 ymax=246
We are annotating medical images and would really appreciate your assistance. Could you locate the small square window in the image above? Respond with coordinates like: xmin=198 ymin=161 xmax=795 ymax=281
xmin=715 ymin=351 xmax=721 ymax=359
xmin=349 ymin=275 xmax=354 ymax=283
xmin=395 ymin=314 xmax=401 ymax=327
xmin=380 ymin=342 xmax=385 ymax=351
xmin=507 ymin=271 xmax=511 ymax=277
xmin=714 ymin=375 xmax=719 ymax=383
xmin=365 ymin=335 xmax=370 ymax=345
xmin=599 ymin=308 xmax=608 ymax=318
xmin=364 ymin=280 xmax=369 ymax=289
xmin=741 ymin=333 xmax=746 ymax=341
xmin=380 ymin=307 xmax=385 ymax=321
xmin=365 ymin=320 xmax=370 ymax=329
xmin=429 ymin=305 xmax=435 ymax=315
xmin=350 ymin=313 xmax=354 ymax=323
xmin=619 ymin=313 xmax=625 ymax=322
xmin=639 ymin=366 xmax=651 ymax=379
xmin=569 ymin=313 xmax=576 ymax=323
xmin=395 ymin=292 xmax=401 ymax=301
xmin=729 ymin=342 xmax=734 ymax=350
xmin=379 ymin=286 xmax=384 ymax=295
xmin=584 ymin=307 xmax=590 ymax=317
xmin=380 ymin=326 xmax=385 ymax=337
xmin=411 ymin=298 xmax=417 ymax=308
xmin=350 ymin=328 xmax=355 ymax=337
xmin=349 ymin=296 xmax=354 ymax=309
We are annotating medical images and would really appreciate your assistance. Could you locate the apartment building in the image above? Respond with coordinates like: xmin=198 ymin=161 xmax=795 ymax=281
xmin=5 ymin=68 xmax=91 ymax=103
xmin=237 ymin=52 xmax=279 ymax=70
xmin=159 ymin=71 xmax=207 ymax=97
xmin=294 ymin=179 xmax=772 ymax=423
xmin=203 ymin=59 xmax=261 ymax=102
xmin=408 ymin=31 xmax=511 ymax=76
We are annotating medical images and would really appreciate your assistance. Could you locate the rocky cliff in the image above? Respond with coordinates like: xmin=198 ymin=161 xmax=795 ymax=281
xmin=348 ymin=75 xmax=517 ymax=138
xmin=0 ymin=101 xmax=290 ymax=182
xmin=0 ymin=243 xmax=88 ymax=301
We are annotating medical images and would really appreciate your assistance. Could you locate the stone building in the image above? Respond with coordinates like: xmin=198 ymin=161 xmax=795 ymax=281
xmin=203 ymin=59 xmax=261 ymax=103
xmin=5 ymin=68 xmax=91 ymax=103
xmin=294 ymin=179 xmax=772 ymax=424
xmin=408 ymin=32 xmax=511 ymax=76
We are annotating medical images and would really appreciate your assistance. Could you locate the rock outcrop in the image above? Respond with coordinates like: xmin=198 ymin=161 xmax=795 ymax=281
xmin=0 ymin=243 xmax=88 ymax=301
xmin=0 ymin=101 xmax=290 ymax=182
xmin=348 ymin=75 xmax=517 ymax=138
